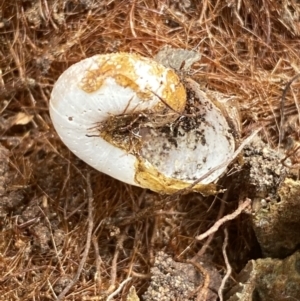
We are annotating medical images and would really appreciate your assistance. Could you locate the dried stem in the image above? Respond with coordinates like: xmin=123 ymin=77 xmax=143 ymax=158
xmin=194 ymin=189 xmax=228 ymax=259
xmin=218 ymin=228 xmax=231 ymax=301
xmin=92 ymin=235 xmax=102 ymax=290
xmin=106 ymin=277 xmax=132 ymax=301
xmin=187 ymin=259 xmax=210 ymax=301
xmin=195 ymin=198 xmax=251 ymax=241
xmin=105 ymin=232 xmax=128 ymax=294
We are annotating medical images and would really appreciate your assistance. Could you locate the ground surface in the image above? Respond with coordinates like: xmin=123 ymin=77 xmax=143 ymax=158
xmin=1 ymin=1 xmax=300 ymax=300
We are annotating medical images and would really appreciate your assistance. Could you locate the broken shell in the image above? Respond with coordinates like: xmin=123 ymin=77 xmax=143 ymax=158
xmin=49 ymin=52 xmax=235 ymax=194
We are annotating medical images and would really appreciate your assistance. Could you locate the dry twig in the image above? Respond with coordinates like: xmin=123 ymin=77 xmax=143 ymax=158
xmin=194 ymin=189 xmax=228 ymax=259
xmin=187 ymin=259 xmax=210 ymax=301
xmin=218 ymin=228 xmax=231 ymax=301
xmin=105 ymin=231 xmax=128 ymax=294
xmin=92 ymin=235 xmax=103 ymax=290
xmin=196 ymin=198 xmax=251 ymax=241
xmin=106 ymin=277 xmax=132 ymax=301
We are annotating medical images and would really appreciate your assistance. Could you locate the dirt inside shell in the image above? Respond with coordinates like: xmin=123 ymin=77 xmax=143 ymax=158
xmin=98 ymin=83 xmax=235 ymax=192
xmin=97 ymin=86 xmax=203 ymax=154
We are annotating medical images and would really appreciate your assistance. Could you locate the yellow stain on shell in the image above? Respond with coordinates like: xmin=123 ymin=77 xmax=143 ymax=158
xmin=79 ymin=53 xmax=186 ymax=113
xmin=134 ymin=159 xmax=218 ymax=195
xmin=161 ymin=70 xmax=186 ymax=112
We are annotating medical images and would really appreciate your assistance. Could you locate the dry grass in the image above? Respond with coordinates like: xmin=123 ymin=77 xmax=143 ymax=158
xmin=1 ymin=0 xmax=300 ymax=300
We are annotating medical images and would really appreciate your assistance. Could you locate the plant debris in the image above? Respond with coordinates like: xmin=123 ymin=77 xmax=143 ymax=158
xmin=2 ymin=0 xmax=300 ymax=300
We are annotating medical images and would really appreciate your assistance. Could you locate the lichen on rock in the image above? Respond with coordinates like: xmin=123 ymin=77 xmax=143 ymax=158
xmin=252 ymin=178 xmax=300 ymax=258
xmin=226 ymin=250 xmax=300 ymax=301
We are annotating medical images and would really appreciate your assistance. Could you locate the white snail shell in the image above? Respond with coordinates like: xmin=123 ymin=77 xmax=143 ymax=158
xmin=50 ymin=52 xmax=235 ymax=194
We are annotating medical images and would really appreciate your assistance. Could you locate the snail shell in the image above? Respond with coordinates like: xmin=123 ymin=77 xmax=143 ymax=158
xmin=50 ymin=52 xmax=235 ymax=194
